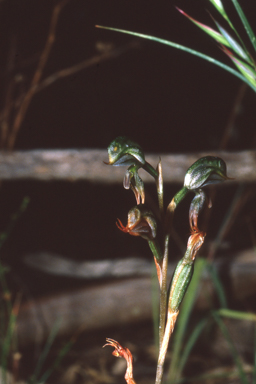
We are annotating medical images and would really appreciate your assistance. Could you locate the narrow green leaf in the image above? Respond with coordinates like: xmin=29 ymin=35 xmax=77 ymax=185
xmin=215 ymin=21 xmax=252 ymax=63
xmin=209 ymin=0 xmax=225 ymax=15
xmin=177 ymin=317 xmax=207 ymax=379
xmin=177 ymin=8 xmax=229 ymax=46
xmin=38 ymin=339 xmax=74 ymax=384
xmin=218 ymin=308 xmax=256 ymax=322
xmin=212 ymin=312 xmax=250 ymax=384
xmin=0 ymin=196 xmax=30 ymax=250
xmin=208 ymin=0 xmax=229 ymax=22
xmin=207 ymin=263 xmax=227 ymax=308
xmin=231 ymin=0 xmax=256 ymax=52
xmin=30 ymin=319 xmax=62 ymax=383
xmin=222 ymin=45 xmax=256 ymax=86
xmin=230 ymin=55 xmax=256 ymax=87
xmin=1 ymin=310 xmax=17 ymax=375
xmin=96 ymin=26 xmax=256 ymax=93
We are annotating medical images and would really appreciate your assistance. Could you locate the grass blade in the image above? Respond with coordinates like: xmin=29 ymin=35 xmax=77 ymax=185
xmin=96 ymin=26 xmax=256 ymax=93
xmin=228 ymin=53 xmax=256 ymax=87
xmin=38 ymin=338 xmax=74 ymax=384
xmin=218 ymin=308 xmax=256 ymax=322
xmin=231 ymin=0 xmax=256 ymax=52
xmin=29 ymin=319 xmax=62 ymax=383
xmin=208 ymin=0 xmax=233 ymax=28
xmin=0 ymin=196 xmax=30 ymax=251
xmin=177 ymin=8 xmax=229 ymax=46
xmin=212 ymin=311 xmax=249 ymax=384
xmin=177 ymin=317 xmax=207 ymax=379
xmin=207 ymin=263 xmax=227 ymax=308
xmin=215 ymin=22 xmax=252 ymax=63
xmin=0 ymin=309 xmax=17 ymax=383
xmin=168 ymin=258 xmax=206 ymax=383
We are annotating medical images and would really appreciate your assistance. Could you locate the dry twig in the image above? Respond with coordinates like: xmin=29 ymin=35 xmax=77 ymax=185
xmin=7 ymin=0 xmax=69 ymax=149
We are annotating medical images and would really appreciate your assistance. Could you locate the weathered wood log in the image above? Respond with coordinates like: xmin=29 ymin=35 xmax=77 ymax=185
xmin=17 ymin=249 xmax=256 ymax=346
xmin=0 ymin=149 xmax=255 ymax=182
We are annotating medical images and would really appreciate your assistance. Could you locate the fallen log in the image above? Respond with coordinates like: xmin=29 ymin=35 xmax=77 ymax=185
xmin=16 ymin=249 xmax=256 ymax=347
xmin=0 ymin=149 xmax=255 ymax=182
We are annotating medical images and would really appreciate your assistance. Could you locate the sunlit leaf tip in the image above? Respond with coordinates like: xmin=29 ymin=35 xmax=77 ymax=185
xmin=176 ymin=8 xmax=229 ymax=48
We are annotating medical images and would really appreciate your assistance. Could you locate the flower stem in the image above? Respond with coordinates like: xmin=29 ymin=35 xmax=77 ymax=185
xmin=155 ymin=310 xmax=179 ymax=384
xmin=143 ymin=161 xmax=158 ymax=179
xmin=158 ymin=235 xmax=169 ymax=350
xmin=165 ymin=186 xmax=189 ymax=232
xmin=156 ymin=159 xmax=164 ymax=220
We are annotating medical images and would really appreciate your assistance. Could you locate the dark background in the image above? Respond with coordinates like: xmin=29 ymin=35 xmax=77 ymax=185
xmin=1 ymin=0 xmax=256 ymax=152
xmin=0 ymin=0 xmax=255 ymax=294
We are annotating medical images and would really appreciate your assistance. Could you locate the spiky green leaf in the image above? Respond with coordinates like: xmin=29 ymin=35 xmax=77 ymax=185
xmin=209 ymin=0 xmax=234 ymax=29
xmin=177 ymin=8 xmax=229 ymax=47
xmin=215 ymin=21 xmax=253 ymax=64
xmin=231 ymin=0 xmax=256 ymax=52
xmin=96 ymin=26 xmax=256 ymax=92
xmin=212 ymin=312 xmax=250 ymax=384
xmin=228 ymin=52 xmax=256 ymax=87
xmin=218 ymin=308 xmax=256 ymax=322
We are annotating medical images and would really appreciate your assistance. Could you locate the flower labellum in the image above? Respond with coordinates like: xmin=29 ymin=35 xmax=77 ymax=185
xmin=123 ymin=165 xmax=145 ymax=204
xmin=184 ymin=156 xmax=230 ymax=190
xmin=116 ymin=205 xmax=157 ymax=241
xmin=106 ymin=136 xmax=145 ymax=167
xmin=189 ymin=189 xmax=206 ymax=232
xmin=103 ymin=338 xmax=136 ymax=384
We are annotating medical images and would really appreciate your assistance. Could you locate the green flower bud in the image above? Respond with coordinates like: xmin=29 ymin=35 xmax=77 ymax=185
xmin=184 ymin=156 xmax=230 ymax=190
xmin=169 ymin=260 xmax=194 ymax=312
xmin=169 ymin=231 xmax=205 ymax=312
xmin=107 ymin=136 xmax=145 ymax=167
xmin=116 ymin=205 xmax=157 ymax=241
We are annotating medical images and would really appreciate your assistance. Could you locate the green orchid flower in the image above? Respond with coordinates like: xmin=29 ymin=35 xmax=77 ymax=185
xmin=106 ymin=136 xmax=145 ymax=167
xmin=184 ymin=156 xmax=230 ymax=190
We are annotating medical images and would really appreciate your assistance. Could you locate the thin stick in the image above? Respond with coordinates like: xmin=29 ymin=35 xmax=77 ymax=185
xmin=7 ymin=0 xmax=69 ymax=149
xmin=35 ymin=41 xmax=139 ymax=93
xmin=219 ymin=83 xmax=247 ymax=150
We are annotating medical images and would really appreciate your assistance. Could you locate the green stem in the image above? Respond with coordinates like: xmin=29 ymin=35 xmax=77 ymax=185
xmin=156 ymin=160 xmax=164 ymax=220
xmin=173 ymin=186 xmax=189 ymax=206
xmin=143 ymin=161 xmax=164 ymax=221
xmin=143 ymin=161 xmax=158 ymax=179
xmin=156 ymin=309 xmax=179 ymax=384
xmin=165 ymin=187 xmax=189 ymax=233
xmin=158 ymin=235 xmax=169 ymax=350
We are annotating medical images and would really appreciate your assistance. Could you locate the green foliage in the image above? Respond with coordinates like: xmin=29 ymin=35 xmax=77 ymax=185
xmin=97 ymin=0 xmax=256 ymax=92
xmin=212 ymin=312 xmax=250 ymax=384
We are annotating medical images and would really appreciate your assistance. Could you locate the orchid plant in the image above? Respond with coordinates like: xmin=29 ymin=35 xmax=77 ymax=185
xmin=104 ymin=136 xmax=231 ymax=384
